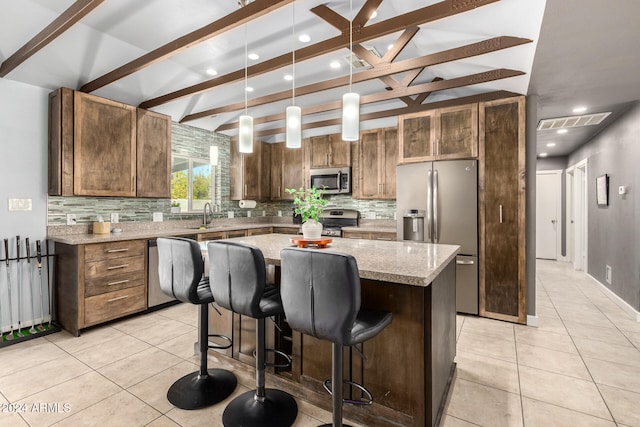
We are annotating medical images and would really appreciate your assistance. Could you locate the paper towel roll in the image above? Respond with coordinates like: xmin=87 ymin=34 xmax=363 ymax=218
xmin=239 ymin=200 xmax=257 ymax=209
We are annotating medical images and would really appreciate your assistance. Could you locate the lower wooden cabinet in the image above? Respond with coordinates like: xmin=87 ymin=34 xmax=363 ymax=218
xmin=55 ymin=239 xmax=147 ymax=336
xmin=479 ymin=96 xmax=526 ymax=324
xmin=342 ymin=230 xmax=396 ymax=241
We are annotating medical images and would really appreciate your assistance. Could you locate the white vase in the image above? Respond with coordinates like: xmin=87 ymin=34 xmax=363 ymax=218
xmin=301 ymin=220 xmax=323 ymax=240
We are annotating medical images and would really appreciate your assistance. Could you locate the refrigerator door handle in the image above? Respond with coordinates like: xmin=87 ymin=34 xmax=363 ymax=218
xmin=427 ymin=169 xmax=432 ymax=242
xmin=434 ymin=169 xmax=439 ymax=243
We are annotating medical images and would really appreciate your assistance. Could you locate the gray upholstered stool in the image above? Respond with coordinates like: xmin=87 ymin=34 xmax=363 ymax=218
xmin=208 ymin=241 xmax=298 ymax=427
xmin=280 ymin=248 xmax=393 ymax=427
xmin=157 ymin=237 xmax=237 ymax=410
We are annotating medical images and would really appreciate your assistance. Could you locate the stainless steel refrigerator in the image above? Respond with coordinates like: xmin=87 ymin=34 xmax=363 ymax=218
xmin=396 ymin=160 xmax=478 ymax=314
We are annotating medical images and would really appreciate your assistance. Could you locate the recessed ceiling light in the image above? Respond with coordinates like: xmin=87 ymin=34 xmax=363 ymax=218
xmin=557 ymin=129 xmax=568 ymax=134
xmin=387 ymin=44 xmax=394 ymax=51
xmin=248 ymin=53 xmax=259 ymax=60
xmin=573 ymin=106 xmax=587 ymax=113
xmin=370 ymin=10 xmax=378 ymax=19
xmin=330 ymin=61 xmax=341 ymax=69
xmin=546 ymin=142 xmax=556 ymax=147
xmin=298 ymin=34 xmax=311 ymax=43
xmin=284 ymin=74 xmax=293 ymax=81
xmin=245 ymin=86 xmax=254 ymax=92
xmin=539 ymin=152 xmax=548 ymax=157
xmin=206 ymin=68 xmax=217 ymax=76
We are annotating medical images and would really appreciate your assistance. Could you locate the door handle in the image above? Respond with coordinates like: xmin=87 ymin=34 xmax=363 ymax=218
xmin=499 ymin=204 xmax=503 ymax=224
xmin=456 ymin=260 xmax=475 ymax=265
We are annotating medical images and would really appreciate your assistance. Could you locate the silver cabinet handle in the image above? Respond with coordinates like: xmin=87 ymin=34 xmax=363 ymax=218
xmin=107 ymin=279 xmax=129 ymax=286
xmin=499 ymin=204 xmax=503 ymax=224
xmin=106 ymin=248 xmax=129 ymax=253
xmin=108 ymin=295 xmax=129 ymax=302
xmin=456 ymin=260 xmax=475 ymax=265
xmin=375 ymin=237 xmax=393 ymax=241
xmin=107 ymin=264 xmax=129 ymax=270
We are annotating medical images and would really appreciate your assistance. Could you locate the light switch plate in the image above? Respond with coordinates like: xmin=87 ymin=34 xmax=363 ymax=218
xmin=153 ymin=212 xmax=163 ymax=222
xmin=228 ymin=211 xmax=234 ymax=218
xmin=247 ymin=211 xmax=252 ymax=217
xmin=110 ymin=213 xmax=119 ymax=223
xmin=66 ymin=214 xmax=77 ymax=225
xmin=8 ymin=198 xmax=32 ymax=211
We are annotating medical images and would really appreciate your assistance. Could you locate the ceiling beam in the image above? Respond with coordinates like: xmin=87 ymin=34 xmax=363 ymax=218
xmin=217 ymin=69 xmax=522 ymax=133
xmin=247 ymin=90 xmax=522 ymax=139
xmin=140 ymin=0 xmax=502 ymax=109
xmin=182 ymin=35 xmax=530 ymax=122
xmin=79 ymin=0 xmax=293 ymax=93
xmin=0 ymin=0 xmax=104 ymax=78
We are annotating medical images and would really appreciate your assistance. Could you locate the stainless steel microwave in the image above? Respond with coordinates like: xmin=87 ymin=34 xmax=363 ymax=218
xmin=309 ymin=167 xmax=351 ymax=194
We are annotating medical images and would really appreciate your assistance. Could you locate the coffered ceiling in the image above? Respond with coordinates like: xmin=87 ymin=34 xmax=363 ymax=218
xmin=5 ymin=0 xmax=637 ymax=158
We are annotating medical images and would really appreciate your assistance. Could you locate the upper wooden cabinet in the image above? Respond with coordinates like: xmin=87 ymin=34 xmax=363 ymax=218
xmin=48 ymin=88 xmax=172 ymax=198
xmin=353 ymin=127 xmax=397 ymax=199
xmin=229 ymin=139 xmax=270 ymax=201
xmin=270 ymin=142 xmax=305 ymax=201
xmin=136 ymin=109 xmax=172 ymax=198
xmin=478 ymin=96 xmax=526 ymax=324
xmin=398 ymin=104 xmax=478 ymax=164
xmin=74 ymin=92 xmax=137 ymax=197
xmin=308 ymin=133 xmax=351 ymax=168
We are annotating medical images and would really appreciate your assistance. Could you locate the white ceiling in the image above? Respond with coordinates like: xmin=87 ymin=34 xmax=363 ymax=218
xmin=8 ymin=0 xmax=634 ymax=157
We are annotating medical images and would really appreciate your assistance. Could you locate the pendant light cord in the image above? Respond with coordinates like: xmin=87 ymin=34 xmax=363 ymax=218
xmin=244 ymin=24 xmax=248 ymax=115
xmin=292 ymin=1 xmax=296 ymax=105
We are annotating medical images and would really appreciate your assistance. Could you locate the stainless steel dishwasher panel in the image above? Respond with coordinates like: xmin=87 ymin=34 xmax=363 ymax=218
xmin=147 ymin=239 xmax=176 ymax=307
xmin=456 ymin=255 xmax=478 ymax=315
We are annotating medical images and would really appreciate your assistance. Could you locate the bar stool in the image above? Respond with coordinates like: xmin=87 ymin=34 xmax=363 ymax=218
xmin=157 ymin=237 xmax=237 ymax=410
xmin=207 ymin=241 xmax=298 ymax=427
xmin=280 ymin=248 xmax=392 ymax=427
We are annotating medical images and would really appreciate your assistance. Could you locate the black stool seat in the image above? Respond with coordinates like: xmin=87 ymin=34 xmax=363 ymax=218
xmin=280 ymin=248 xmax=392 ymax=427
xmin=157 ymin=237 xmax=237 ymax=410
xmin=208 ymin=241 xmax=298 ymax=427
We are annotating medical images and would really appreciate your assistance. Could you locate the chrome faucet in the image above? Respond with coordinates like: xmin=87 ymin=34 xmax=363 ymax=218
xmin=203 ymin=202 xmax=213 ymax=228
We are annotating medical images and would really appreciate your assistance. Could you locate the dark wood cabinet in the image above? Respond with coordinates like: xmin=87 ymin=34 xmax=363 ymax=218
xmin=308 ymin=133 xmax=351 ymax=168
xmin=353 ymin=127 xmax=397 ymax=199
xmin=479 ymin=96 xmax=526 ymax=324
xmin=270 ymin=142 xmax=284 ymax=200
xmin=74 ymin=92 xmax=137 ymax=196
xmin=398 ymin=104 xmax=478 ymax=164
xmin=229 ymin=139 xmax=269 ymax=201
xmin=269 ymin=142 xmax=304 ymax=200
xmin=136 ymin=109 xmax=171 ymax=197
xmin=48 ymin=87 xmax=74 ymax=196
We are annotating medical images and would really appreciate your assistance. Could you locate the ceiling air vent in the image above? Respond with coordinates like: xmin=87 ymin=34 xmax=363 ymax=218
xmin=537 ymin=112 xmax=611 ymax=131
xmin=342 ymin=46 xmax=382 ymax=70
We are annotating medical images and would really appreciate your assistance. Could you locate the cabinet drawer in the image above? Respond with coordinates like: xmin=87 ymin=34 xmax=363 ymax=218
xmin=247 ymin=227 xmax=272 ymax=236
xmin=84 ymin=240 xmax=146 ymax=261
xmin=84 ymin=285 xmax=146 ymax=326
xmin=85 ymin=255 xmax=145 ymax=279
xmin=85 ymin=271 xmax=145 ymax=297
xmin=371 ymin=232 xmax=396 ymax=241
xmin=343 ymin=231 xmax=370 ymax=240
xmin=274 ymin=226 xmax=300 ymax=235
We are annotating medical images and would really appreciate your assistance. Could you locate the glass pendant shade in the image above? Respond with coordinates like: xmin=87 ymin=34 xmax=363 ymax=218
xmin=342 ymin=92 xmax=360 ymax=141
xmin=238 ymin=115 xmax=253 ymax=153
xmin=286 ymin=105 xmax=302 ymax=148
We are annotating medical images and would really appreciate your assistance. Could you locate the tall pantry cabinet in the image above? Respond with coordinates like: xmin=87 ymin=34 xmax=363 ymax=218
xmin=478 ymin=96 xmax=527 ymax=324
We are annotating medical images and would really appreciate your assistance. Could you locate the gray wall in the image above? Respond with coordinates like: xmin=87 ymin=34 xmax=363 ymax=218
xmin=568 ymin=102 xmax=640 ymax=310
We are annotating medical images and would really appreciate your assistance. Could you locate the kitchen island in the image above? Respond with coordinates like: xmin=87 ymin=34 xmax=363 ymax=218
xmin=202 ymin=234 xmax=459 ymax=427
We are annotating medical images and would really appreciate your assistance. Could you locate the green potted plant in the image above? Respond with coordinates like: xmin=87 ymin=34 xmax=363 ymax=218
xmin=170 ymin=201 xmax=181 ymax=213
xmin=285 ymin=186 xmax=328 ymax=240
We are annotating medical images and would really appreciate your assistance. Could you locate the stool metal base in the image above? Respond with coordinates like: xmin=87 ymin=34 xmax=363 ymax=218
xmin=222 ymin=388 xmax=298 ymax=427
xmin=167 ymin=369 xmax=237 ymax=410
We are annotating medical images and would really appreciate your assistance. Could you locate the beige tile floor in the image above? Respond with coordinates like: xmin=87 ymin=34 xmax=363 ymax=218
xmin=1 ymin=259 xmax=639 ymax=426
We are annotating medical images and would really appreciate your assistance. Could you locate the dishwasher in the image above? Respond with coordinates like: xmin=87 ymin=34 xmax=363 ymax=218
xmin=148 ymin=239 xmax=177 ymax=308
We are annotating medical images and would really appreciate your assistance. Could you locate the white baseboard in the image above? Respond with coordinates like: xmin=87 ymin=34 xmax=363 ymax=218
xmin=587 ymin=273 xmax=640 ymax=321
xmin=527 ymin=315 xmax=539 ymax=327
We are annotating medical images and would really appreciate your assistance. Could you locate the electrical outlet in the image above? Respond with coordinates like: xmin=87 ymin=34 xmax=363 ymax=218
xmin=66 ymin=214 xmax=77 ymax=225
xmin=228 ymin=211 xmax=234 ymax=218
xmin=247 ymin=211 xmax=252 ymax=217
xmin=606 ymin=265 xmax=612 ymax=284
xmin=278 ymin=211 xmax=282 ymax=217
xmin=153 ymin=212 xmax=163 ymax=222
xmin=110 ymin=213 xmax=119 ymax=223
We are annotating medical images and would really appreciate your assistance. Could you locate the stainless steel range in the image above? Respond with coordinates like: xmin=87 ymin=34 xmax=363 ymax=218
xmin=318 ymin=209 xmax=359 ymax=237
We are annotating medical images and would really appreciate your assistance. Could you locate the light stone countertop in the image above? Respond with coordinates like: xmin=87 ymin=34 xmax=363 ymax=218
xmin=201 ymin=233 xmax=459 ymax=287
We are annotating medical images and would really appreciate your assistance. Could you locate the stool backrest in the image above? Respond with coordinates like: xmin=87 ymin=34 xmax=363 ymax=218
xmin=280 ymin=248 xmax=360 ymax=346
xmin=157 ymin=237 xmax=204 ymax=304
xmin=207 ymin=241 xmax=266 ymax=317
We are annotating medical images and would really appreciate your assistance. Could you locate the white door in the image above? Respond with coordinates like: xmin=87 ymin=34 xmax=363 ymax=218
xmin=573 ymin=161 xmax=588 ymax=271
xmin=536 ymin=171 xmax=562 ymax=259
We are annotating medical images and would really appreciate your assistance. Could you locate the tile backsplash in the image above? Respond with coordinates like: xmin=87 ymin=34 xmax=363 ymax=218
xmin=47 ymin=122 xmax=396 ymax=226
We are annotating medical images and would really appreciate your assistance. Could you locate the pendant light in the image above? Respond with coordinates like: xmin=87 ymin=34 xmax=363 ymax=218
xmin=342 ymin=0 xmax=360 ymax=142
xmin=286 ymin=1 xmax=301 ymax=148
xmin=239 ymin=24 xmax=253 ymax=153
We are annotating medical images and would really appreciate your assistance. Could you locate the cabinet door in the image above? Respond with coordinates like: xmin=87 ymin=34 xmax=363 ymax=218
xmin=329 ymin=133 xmax=351 ymax=167
xmin=282 ymin=145 xmax=304 ymax=199
xmin=359 ymin=130 xmax=381 ymax=199
xmin=270 ymin=142 xmax=284 ymax=200
xmin=48 ymin=87 xmax=74 ymax=196
xmin=229 ymin=140 xmax=267 ymax=201
xmin=136 ymin=109 xmax=171 ymax=197
xmin=74 ymin=92 xmax=136 ymax=196
xmin=309 ymin=135 xmax=331 ymax=168
xmin=229 ymin=139 xmax=243 ymax=200
xmin=398 ymin=111 xmax=436 ymax=163
xmin=479 ymin=97 xmax=526 ymax=324
xmin=381 ymin=127 xmax=398 ymax=199
xmin=437 ymin=104 xmax=478 ymax=160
